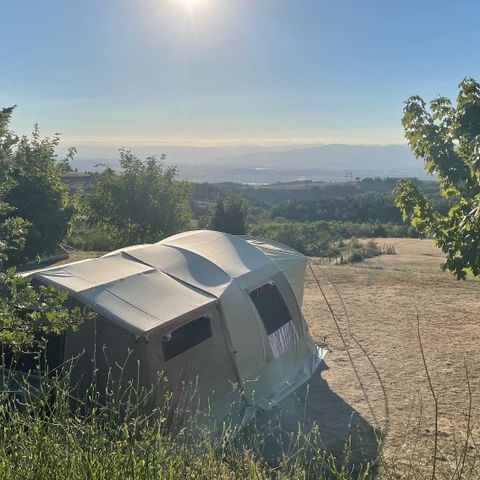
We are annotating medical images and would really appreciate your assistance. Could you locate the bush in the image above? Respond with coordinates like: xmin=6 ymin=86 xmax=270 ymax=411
xmin=249 ymin=220 xmax=417 ymax=257
xmin=209 ymin=195 xmax=248 ymax=235
xmin=64 ymin=222 xmax=120 ymax=252
xmin=350 ymin=238 xmax=362 ymax=249
xmin=348 ymin=252 xmax=364 ymax=263
xmin=0 ymin=107 xmax=76 ymax=265
xmin=365 ymin=240 xmax=381 ymax=256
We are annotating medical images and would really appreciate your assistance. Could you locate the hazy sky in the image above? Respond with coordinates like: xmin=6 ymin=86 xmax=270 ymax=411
xmin=2 ymin=0 xmax=480 ymax=147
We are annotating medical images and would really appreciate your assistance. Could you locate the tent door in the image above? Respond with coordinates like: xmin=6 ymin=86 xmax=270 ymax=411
xmin=249 ymin=279 xmax=301 ymax=361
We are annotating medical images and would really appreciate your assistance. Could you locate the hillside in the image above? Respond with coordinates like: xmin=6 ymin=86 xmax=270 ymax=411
xmin=204 ymin=177 xmax=440 ymax=205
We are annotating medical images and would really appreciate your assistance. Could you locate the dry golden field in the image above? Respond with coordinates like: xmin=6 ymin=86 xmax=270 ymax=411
xmin=292 ymin=237 xmax=480 ymax=476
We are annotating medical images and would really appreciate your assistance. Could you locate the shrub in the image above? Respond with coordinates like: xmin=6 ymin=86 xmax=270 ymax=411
xmin=64 ymin=222 xmax=120 ymax=252
xmin=249 ymin=220 xmax=416 ymax=257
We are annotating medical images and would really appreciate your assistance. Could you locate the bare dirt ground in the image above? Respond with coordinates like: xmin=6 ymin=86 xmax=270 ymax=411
xmin=299 ymin=238 xmax=480 ymax=476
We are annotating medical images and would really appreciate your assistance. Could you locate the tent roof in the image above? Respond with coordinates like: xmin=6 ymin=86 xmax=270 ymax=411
xmin=32 ymin=252 xmax=217 ymax=335
xmin=30 ymin=231 xmax=295 ymax=335
xmin=159 ymin=230 xmax=272 ymax=278
xmin=239 ymin=235 xmax=306 ymax=260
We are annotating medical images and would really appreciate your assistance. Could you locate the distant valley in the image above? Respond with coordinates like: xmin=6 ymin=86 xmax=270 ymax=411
xmin=69 ymin=143 xmax=427 ymax=184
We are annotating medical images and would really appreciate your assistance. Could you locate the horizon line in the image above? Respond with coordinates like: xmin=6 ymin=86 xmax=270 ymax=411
xmin=59 ymin=137 xmax=408 ymax=149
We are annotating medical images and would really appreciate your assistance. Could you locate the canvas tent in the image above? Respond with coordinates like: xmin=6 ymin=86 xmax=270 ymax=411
xmin=29 ymin=230 xmax=326 ymax=425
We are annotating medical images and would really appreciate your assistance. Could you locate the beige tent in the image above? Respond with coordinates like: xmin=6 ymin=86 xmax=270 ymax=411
xmin=30 ymin=230 xmax=326 ymax=425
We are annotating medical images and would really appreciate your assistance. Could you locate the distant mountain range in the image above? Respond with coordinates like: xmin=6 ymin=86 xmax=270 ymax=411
xmin=69 ymin=143 xmax=427 ymax=184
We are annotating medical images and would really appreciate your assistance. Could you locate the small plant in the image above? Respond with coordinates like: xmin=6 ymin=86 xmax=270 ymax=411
xmin=350 ymin=238 xmax=362 ymax=250
xmin=348 ymin=252 xmax=364 ymax=263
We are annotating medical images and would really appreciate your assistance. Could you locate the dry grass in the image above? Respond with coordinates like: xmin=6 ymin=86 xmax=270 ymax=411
xmin=302 ymin=237 xmax=480 ymax=477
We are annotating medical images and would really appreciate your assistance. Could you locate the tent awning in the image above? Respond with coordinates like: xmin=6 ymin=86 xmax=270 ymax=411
xmin=32 ymin=253 xmax=217 ymax=335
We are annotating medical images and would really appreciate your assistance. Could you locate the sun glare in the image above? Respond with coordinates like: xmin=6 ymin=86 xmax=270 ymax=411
xmin=180 ymin=0 xmax=204 ymax=14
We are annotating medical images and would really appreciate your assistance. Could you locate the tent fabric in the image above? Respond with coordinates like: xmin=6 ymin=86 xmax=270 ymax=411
xmin=268 ymin=320 xmax=299 ymax=359
xmin=29 ymin=230 xmax=325 ymax=421
xmin=32 ymin=253 xmax=217 ymax=335
xmin=121 ymin=244 xmax=232 ymax=297
xmin=240 ymin=235 xmax=307 ymax=306
xmin=160 ymin=230 xmax=273 ymax=279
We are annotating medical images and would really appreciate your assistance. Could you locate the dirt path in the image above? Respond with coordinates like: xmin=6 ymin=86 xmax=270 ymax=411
xmin=301 ymin=238 xmax=480 ymax=475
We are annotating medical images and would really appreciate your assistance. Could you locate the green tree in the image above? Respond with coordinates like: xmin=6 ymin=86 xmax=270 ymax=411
xmin=0 ymin=107 xmax=30 ymax=267
xmin=0 ymin=107 xmax=76 ymax=265
xmin=0 ymin=107 xmax=90 ymax=351
xmin=88 ymin=150 xmax=192 ymax=245
xmin=209 ymin=195 xmax=248 ymax=235
xmin=0 ymin=215 xmax=30 ymax=268
xmin=0 ymin=269 xmax=90 ymax=351
xmin=395 ymin=77 xmax=480 ymax=278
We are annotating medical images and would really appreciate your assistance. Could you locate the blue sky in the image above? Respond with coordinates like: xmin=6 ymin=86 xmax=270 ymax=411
xmin=2 ymin=0 xmax=480 ymax=147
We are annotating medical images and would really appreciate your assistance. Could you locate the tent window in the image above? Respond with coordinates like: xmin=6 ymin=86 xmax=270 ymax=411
xmin=1 ymin=333 xmax=65 ymax=374
xmin=249 ymin=283 xmax=292 ymax=335
xmin=162 ymin=316 xmax=212 ymax=361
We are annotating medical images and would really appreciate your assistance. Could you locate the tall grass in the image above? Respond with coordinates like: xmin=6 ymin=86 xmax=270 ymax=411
xmin=0 ymin=357 xmax=376 ymax=480
xmin=0 ymin=342 xmax=478 ymax=479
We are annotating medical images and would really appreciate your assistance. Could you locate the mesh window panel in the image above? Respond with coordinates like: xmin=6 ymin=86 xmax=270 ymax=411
xmin=162 ymin=316 xmax=212 ymax=361
xmin=249 ymin=283 xmax=292 ymax=335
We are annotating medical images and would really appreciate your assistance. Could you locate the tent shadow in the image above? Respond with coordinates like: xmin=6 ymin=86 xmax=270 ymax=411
xmin=250 ymin=361 xmax=381 ymax=477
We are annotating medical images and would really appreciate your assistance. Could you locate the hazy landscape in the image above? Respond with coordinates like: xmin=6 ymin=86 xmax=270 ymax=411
xmin=70 ymin=143 xmax=427 ymax=183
